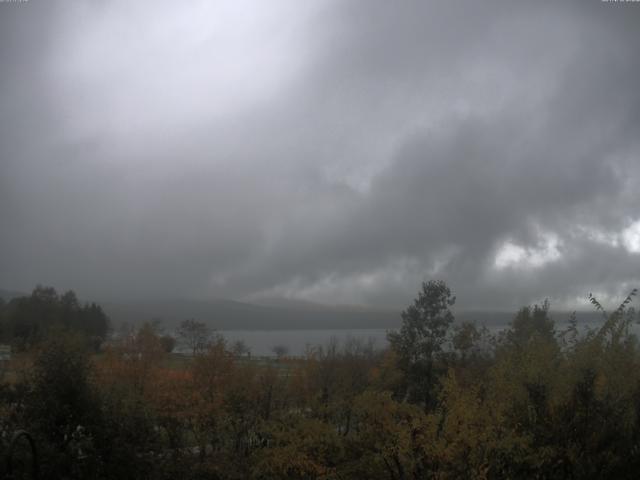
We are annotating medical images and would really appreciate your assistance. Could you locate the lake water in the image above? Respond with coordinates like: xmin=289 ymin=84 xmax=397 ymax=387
xmin=216 ymin=329 xmax=391 ymax=357
xmin=214 ymin=318 xmax=620 ymax=357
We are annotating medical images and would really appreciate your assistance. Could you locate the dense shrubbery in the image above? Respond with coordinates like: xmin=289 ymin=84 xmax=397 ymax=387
xmin=2 ymin=282 xmax=640 ymax=479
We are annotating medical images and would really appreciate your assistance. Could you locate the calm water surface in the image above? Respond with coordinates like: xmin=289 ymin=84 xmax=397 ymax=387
xmin=217 ymin=329 xmax=390 ymax=357
xmin=213 ymin=319 xmax=619 ymax=357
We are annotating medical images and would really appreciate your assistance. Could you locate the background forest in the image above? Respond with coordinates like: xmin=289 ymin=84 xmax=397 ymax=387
xmin=1 ymin=281 xmax=640 ymax=479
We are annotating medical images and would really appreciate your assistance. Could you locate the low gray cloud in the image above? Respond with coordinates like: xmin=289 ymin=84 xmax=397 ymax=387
xmin=1 ymin=0 xmax=640 ymax=310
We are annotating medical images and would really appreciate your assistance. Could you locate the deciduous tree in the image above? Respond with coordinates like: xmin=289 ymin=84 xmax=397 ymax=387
xmin=387 ymin=280 xmax=455 ymax=409
xmin=177 ymin=319 xmax=211 ymax=356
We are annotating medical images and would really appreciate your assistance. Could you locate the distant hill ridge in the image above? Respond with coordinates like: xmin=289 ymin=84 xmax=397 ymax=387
xmin=102 ymin=298 xmax=402 ymax=330
xmin=0 ymin=289 xmax=25 ymax=301
xmin=0 ymin=288 xmax=611 ymax=331
xmin=101 ymin=298 xmax=610 ymax=331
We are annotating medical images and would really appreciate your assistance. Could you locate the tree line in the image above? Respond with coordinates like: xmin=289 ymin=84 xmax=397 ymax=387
xmin=0 ymin=286 xmax=109 ymax=350
xmin=1 ymin=281 xmax=640 ymax=479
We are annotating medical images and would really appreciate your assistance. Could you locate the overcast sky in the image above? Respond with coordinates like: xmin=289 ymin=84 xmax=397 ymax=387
xmin=1 ymin=0 xmax=640 ymax=309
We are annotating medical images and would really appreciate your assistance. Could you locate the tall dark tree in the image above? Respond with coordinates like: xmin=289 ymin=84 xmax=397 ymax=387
xmin=387 ymin=280 xmax=455 ymax=409
xmin=507 ymin=300 xmax=555 ymax=347
xmin=26 ymin=329 xmax=102 ymax=478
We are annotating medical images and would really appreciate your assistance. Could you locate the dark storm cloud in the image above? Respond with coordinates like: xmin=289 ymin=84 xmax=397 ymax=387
xmin=1 ymin=0 xmax=640 ymax=309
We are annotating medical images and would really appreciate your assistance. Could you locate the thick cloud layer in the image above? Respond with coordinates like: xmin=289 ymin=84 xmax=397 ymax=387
xmin=1 ymin=0 xmax=640 ymax=309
